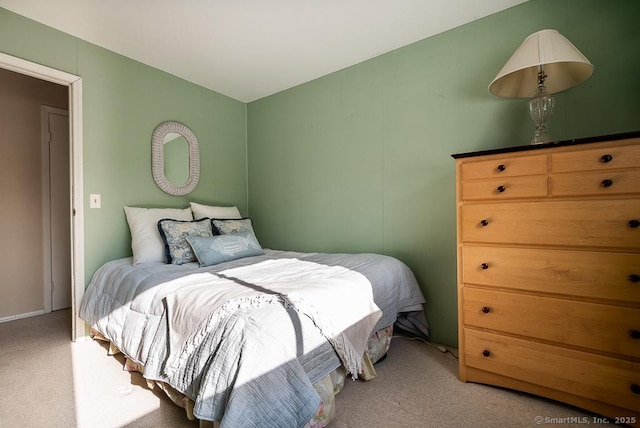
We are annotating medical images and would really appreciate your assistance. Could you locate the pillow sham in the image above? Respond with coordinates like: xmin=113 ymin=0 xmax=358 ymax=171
xmin=211 ymin=218 xmax=254 ymax=235
xmin=157 ymin=218 xmax=213 ymax=265
xmin=186 ymin=231 xmax=264 ymax=267
xmin=190 ymin=202 xmax=241 ymax=220
xmin=124 ymin=206 xmax=193 ymax=264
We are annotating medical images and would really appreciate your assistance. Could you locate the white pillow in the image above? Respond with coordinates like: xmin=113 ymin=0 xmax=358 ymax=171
xmin=124 ymin=206 xmax=193 ymax=264
xmin=190 ymin=202 xmax=241 ymax=220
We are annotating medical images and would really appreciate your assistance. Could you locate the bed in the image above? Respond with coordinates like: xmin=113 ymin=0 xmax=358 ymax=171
xmin=79 ymin=204 xmax=429 ymax=428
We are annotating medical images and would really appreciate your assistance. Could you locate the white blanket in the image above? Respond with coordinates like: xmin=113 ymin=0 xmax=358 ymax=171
xmin=163 ymin=258 xmax=383 ymax=378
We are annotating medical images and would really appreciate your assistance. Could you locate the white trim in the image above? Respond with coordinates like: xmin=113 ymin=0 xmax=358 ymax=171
xmin=0 ymin=51 xmax=86 ymax=341
xmin=41 ymin=107 xmax=52 ymax=313
xmin=0 ymin=310 xmax=46 ymax=324
xmin=70 ymin=79 xmax=86 ymax=341
xmin=41 ymin=106 xmax=70 ymax=314
xmin=0 ymin=52 xmax=80 ymax=85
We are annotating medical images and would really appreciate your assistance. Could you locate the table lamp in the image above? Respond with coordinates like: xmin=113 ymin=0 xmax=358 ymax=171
xmin=488 ymin=29 xmax=594 ymax=144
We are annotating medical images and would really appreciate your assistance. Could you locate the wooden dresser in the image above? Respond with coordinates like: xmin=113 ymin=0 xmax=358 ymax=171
xmin=452 ymin=132 xmax=640 ymax=424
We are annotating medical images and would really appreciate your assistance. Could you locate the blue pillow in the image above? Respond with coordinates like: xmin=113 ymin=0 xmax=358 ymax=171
xmin=211 ymin=218 xmax=254 ymax=235
xmin=157 ymin=218 xmax=213 ymax=265
xmin=186 ymin=231 xmax=264 ymax=267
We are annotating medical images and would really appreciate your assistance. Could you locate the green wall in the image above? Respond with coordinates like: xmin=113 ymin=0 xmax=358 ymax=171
xmin=247 ymin=0 xmax=640 ymax=347
xmin=0 ymin=8 xmax=248 ymax=283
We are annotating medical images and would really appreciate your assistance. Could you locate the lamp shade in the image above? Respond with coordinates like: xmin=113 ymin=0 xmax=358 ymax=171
xmin=489 ymin=29 xmax=593 ymax=98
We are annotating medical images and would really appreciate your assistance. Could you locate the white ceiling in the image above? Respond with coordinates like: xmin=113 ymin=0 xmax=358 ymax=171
xmin=0 ymin=0 xmax=528 ymax=102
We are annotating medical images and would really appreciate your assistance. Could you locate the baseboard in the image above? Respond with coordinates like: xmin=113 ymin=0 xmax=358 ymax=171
xmin=0 ymin=310 xmax=46 ymax=324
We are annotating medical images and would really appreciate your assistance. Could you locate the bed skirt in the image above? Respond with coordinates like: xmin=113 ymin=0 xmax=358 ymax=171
xmin=90 ymin=324 xmax=393 ymax=427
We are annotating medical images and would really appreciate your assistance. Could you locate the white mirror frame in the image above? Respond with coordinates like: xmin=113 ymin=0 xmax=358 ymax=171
xmin=152 ymin=121 xmax=200 ymax=195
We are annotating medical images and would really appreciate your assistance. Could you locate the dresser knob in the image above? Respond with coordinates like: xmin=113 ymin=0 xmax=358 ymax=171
xmin=497 ymin=164 xmax=506 ymax=172
xmin=480 ymin=219 xmax=489 ymax=227
xmin=482 ymin=349 xmax=491 ymax=357
xmin=481 ymin=263 xmax=489 ymax=270
xmin=630 ymin=330 xmax=640 ymax=339
xmin=481 ymin=306 xmax=490 ymax=313
xmin=629 ymin=220 xmax=640 ymax=228
xmin=631 ymin=384 xmax=640 ymax=394
xmin=600 ymin=179 xmax=613 ymax=187
xmin=600 ymin=154 xmax=613 ymax=163
xmin=629 ymin=274 xmax=640 ymax=283
xmin=497 ymin=185 xmax=506 ymax=193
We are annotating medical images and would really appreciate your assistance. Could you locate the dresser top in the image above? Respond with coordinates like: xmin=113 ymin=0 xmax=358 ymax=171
xmin=451 ymin=131 xmax=640 ymax=159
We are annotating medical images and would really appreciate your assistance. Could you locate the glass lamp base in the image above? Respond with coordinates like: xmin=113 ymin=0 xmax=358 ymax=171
xmin=531 ymin=128 xmax=553 ymax=145
xmin=529 ymin=85 xmax=554 ymax=145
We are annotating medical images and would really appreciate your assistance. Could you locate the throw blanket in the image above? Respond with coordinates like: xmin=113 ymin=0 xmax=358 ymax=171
xmin=164 ymin=258 xmax=382 ymax=379
xmin=148 ymin=301 xmax=326 ymax=426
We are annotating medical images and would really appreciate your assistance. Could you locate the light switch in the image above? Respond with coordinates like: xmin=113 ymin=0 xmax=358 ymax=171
xmin=90 ymin=194 xmax=101 ymax=208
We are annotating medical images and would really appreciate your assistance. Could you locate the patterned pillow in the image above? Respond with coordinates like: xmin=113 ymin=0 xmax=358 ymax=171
xmin=186 ymin=231 xmax=264 ymax=267
xmin=157 ymin=218 xmax=213 ymax=264
xmin=211 ymin=218 xmax=254 ymax=235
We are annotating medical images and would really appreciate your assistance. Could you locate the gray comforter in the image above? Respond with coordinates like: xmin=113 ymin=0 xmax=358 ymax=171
xmin=79 ymin=249 xmax=428 ymax=427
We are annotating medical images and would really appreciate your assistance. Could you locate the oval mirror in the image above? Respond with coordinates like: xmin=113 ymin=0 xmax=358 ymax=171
xmin=163 ymin=132 xmax=189 ymax=186
xmin=151 ymin=121 xmax=200 ymax=195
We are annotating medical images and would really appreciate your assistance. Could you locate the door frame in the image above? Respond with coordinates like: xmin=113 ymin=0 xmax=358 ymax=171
xmin=0 ymin=51 xmax=85 ymax=341
xmin=41 ymin=105 xmax=70 ymax=313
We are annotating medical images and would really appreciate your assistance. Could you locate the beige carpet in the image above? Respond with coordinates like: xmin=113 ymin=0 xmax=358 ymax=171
xmin=0 ymin=309 xmax=607 ymax=428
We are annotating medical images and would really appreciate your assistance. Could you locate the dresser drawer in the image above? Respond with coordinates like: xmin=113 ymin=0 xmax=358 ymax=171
xmin=462 ymin=246 xmax=640 ymax=303
xmin=463 ymin=287 xmax=640 ymax=358
xmin=461 ymin=154 xmax=547 ymax=180
xmin=551 ymin=140 xmax=640 ymax=173
xmin=551 ymin=169 xmax=640 ymax=197
xmin=462 ymin=200 xmax=640 ymax=249
xmin=462 ymin=175 xmax=547 ymax=200
xmin=464 ymin=329 xmax=640 ymax=412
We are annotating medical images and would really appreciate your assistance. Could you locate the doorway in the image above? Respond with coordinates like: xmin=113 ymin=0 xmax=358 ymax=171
xmin=0 ymin=51 xmax=85 ymax=341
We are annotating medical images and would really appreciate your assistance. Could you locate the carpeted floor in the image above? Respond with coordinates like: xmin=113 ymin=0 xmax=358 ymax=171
xmin=0 ymin=309 xmax=608 ymax=427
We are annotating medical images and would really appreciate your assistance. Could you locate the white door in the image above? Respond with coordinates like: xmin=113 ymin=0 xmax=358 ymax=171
xmin=42 ymin=106 xmax=71 ymax=311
